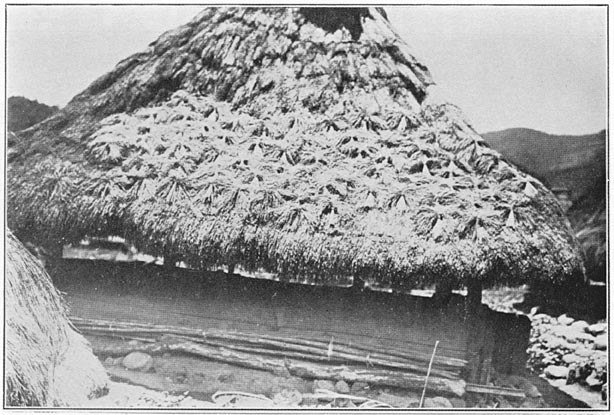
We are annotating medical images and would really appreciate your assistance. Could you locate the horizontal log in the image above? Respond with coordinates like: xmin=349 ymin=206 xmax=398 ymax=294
xmin=465 ymin=383 xmax=526 ymax=398
xmin=198 ymin=331 xmax=457 ymax=379
xmin=271 ymin=334 xmax=466 ymax=368
xmin=92 ymin=341 xmax=287 ymax=374
xmin=81 ymin=325 xmax=458 ymax=379
xmin=285 ymin=361 xmax=466 ymax=397
xmin=73 ymin=316 xmax=466 ymax=367
xmin=73 ymin=317 xmax=464 ymax=373
xmin=169 ymin=334 xmax=460 ymax=379
xmin=91 ymin=339 xmax=465 ymax=396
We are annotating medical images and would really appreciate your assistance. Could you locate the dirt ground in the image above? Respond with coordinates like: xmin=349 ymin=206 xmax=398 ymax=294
xmin=92 ymin=335 xmax=312 ymax=400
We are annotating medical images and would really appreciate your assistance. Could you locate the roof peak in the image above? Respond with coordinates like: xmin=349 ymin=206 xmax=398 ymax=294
xmin=299 ymin=7 xmax=374 ymax=40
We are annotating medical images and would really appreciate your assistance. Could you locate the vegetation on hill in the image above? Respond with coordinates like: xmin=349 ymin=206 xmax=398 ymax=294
xmin=482 ymin=128 xmax=606 ymax=282
xmin=7 ymin=96 xmax=59 ymax=132
xmin=482 ymin=128 xmax=605 ymax=202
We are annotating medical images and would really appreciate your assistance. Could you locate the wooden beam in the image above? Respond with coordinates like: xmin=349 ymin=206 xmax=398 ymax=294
xmin=465 ymin=383 xmax=525 ymax=399
xmin=90 ymin=339 xmax=466 ymax=397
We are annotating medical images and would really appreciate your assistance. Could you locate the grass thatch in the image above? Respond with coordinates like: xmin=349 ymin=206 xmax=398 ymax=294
xmin=8 ymin=7 xmax=584 ymax=289
xmin=5 ymin=230 xmax=108 ymax=406
xmin=569 ymin=195 xmax=606 ymax=282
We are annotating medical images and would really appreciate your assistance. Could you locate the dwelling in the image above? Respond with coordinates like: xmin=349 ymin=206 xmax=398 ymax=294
xmin=7 ymin=7 xmax=584 ymax=391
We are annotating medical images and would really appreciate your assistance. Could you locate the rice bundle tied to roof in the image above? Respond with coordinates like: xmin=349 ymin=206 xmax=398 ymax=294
xmin=8 ymin=7 xmax=584 ymax=289
xmin=5 ymin=230 xmax=108 ymax=406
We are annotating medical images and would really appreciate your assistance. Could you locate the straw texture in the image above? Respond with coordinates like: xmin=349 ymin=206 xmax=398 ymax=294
xmin=5 ymin=231 xmax=108 ymax=406
xmin=8 ymin=7 xmax=584 ymax=289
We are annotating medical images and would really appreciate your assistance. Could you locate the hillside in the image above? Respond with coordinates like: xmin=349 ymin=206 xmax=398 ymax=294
xmin=483 ymin=128 xmax=606 ymax=281
xmin=482 ymin=128 xmax=606 ymax=202
xmin=7 ymin=96 xmax=59 ymax=132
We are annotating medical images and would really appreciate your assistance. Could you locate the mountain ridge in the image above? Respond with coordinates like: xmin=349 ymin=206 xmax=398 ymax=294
xmin=482 ymin=127 xmax=606 ymax=202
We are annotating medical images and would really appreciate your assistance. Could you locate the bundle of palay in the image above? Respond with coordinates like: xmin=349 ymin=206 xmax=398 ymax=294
xmin=72 ymin=317 xmax=466 ymax=397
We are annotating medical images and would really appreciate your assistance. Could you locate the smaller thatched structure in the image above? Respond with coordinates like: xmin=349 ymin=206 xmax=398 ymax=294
xmin=5 ymin=230 xmax=108 ymax=406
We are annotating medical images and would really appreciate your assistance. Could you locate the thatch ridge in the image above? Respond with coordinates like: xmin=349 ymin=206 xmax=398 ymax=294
xmin=5 ymin=231 xmax=108 ymax=406
xmin=8 ymin=7 xmax=584 ymax=289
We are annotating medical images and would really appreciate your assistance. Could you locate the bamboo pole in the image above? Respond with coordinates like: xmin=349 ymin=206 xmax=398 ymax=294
xmin=77 ymin=323 xmax=459 ymax=379
xmin=72 ymin=317 xmax=466 ymax=369
xmin=168 ymin=334 xmax=460 ymax=379
xmin=91 ymin=340 xmax=465 ymax=397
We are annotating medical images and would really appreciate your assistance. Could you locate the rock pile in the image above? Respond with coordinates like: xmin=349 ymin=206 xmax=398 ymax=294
xmin=528 ymin=314 xmax=607 ymax=396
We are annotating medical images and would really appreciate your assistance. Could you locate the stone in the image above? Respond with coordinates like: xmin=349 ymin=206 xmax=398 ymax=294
xmin=523 ymin=383 xmax=542 ymax=398
xmin=544 ymin=365 xmax=569 ymax=379
xmin=593 ymin=353 xmax=608 ymax=372
xmin=334 ymin=380 xmax=350 ymax=394
xmin=313 ymin=379 xmax=335 ymax=392
xmin=377 ymin=392 xmax=419 ymax=408
xmin=128 ymin=339 xmax=141 ymax=346
xmin=550 ymin=326 xmax=596 ymax=343
xmin=335 ymin=398 xmax=350 ymax=408
xmin=423 ymin=396 xmax=453 ymax=408
xmin=557 ymin=314 xmax=574 ymax=325
xmin=575 ymin=347 xmax=593 ymax=358
xmin=300 ymin=396 xmax=319 ymax=407
xmin=272 ymin=389 xmax=302 ymax=407
xmin=350 ymin=381 xmax=369 ymax=394
xmin=562 ymin=353 xmax=580 ymax=364
xmin=594 ymin=335 xmax=607 ymax=350
xmin=587 ymin=322 xmax=607 ymax=335
xmin=122 ymin=352 xmax=153 ymax=371
xmin=449 ymin=397 xmax=466 ymax=408
xmin=586 ymin=372 xmax=603 ymax=389
xmin=497 ymin=398 xmax=514 ymax=408
xmin=570 ymin=320 xmax=589 ymax=332
xmin=576 ymin=332 xmax=598 ymax=343
xmin=533 ymin=314 xmax=553 ymax=323
xmin=541 ymin=334 xmax=568 ymax=350
xmin=104 ymin=357 xmax=114 ymax=365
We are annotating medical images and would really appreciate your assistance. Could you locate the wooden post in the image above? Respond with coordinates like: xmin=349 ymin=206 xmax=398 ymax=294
xmin=465 ymin=279 xmax=483 ymax=384
xmin=163 ymin=253 xmax=178 ymax=270
xmin=48 ymin=238 xmax=65 ymax=259
xmin=39 ymin=238 xmax=65 ymax=271
xmin=433 ymin=279 xmax=454 ymax=307
xmin=466 ymin=280 xmax=482 ymax=313
xmin=479 ymin=312 xmax=496 ymax=385
xmin=351 ymin=275 xmax=365 ymax=293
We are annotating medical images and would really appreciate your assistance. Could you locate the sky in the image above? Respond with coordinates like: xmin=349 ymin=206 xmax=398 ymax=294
xmin=6 ymin=5 xmax=607 ymax=135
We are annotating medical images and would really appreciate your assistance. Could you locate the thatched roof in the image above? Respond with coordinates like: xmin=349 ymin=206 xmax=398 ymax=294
xmin=8 ymin=7 xmax=584 ymax=289
xmin=5 ymin=230 xmax=108 ymax=406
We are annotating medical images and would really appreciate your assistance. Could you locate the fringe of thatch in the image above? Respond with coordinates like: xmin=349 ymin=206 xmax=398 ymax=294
xmin=5 ymin=230 xmax=108 ymax=406
xmin=7 ymin=7 xmax=584 ymax=289
xmin=570 ymin=199 xmax=606 ymax=281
